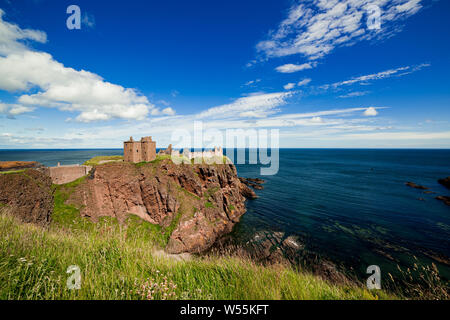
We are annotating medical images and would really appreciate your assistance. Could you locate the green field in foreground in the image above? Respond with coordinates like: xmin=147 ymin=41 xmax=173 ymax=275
xmin=0 ymin=209 xmax=393 ymax=300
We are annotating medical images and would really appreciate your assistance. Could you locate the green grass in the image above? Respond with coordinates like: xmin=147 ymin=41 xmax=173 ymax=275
xmin=190 ymin=155 xmax=231 ymax=165
xmin=83 ymin=156 xmax=123 ymax=166
xmin=0 ymin=209 xmax=391 ymax=300
xmin=0 ymin=169 xmax=26 ymax=175
xmin=205 ymin=202 xmax=214 ymax=209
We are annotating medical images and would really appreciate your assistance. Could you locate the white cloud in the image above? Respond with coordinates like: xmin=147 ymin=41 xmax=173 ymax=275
xmin=0 ymin=102 xmax=34 ymax=118
xmin=297 ymin=78 xmax=312 ymax=86
xmin=82 ymin=12 xmax=96 ymax=29
xmin=0 ymin=9 xmax=47 ymax=56
xmin=338 ymin=91 xmax=369 ymax=98
xmin=275 ymin=63 xmax=313 ymax=73
xmin=196 ymin=91 xmax=294 ymax=119
xmin=0 ymin=10 xmax=171 ymax=122
xmin=161 ymin=107 xmax=176 ymax=116
xmin=323 ymin=63 xmax=430 ymax=89
xmin=256 ymin=0 xmax=425 ymax=60
xmin=283 ymin=83 xmax=296 ymax=90
xmin=284 ymin=78 xmax=311 ymax=90
xmin=310 ymin=116 xmax=323 ymax=123
xmin=363 ymin=107 xmax=378 ymax=116
xmin=243 ymin=79 xmax=261 ymax=86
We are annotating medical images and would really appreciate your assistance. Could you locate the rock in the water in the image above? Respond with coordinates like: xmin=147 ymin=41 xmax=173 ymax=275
xmin=405 ymin=182 xmax=428 ymax=190
xmin=0 ymin=169 xmax=53 ymax=226
xmin=239 ymin=177 xmax=265 ymax=190
xmin=438 ymin=177 xmax=450 ymax=190
xmin=246 ymin=178 xmax=265 ymax=184
xmin=436 ymin=196 xmax=450 ymax=206
xmin=239 ymin=183 xmax=258 ymax=199
xmin=67 ymin=159 xmax=250 ymax=254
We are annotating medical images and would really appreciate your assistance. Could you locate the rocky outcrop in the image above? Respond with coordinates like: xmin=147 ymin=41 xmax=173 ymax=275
xmin=68 ymin=159 xmax=249 ymax=254
xmin=239 ymin=183 xmax=258 ymax=199
xmin=438 ymin=177 xmax=450 ymax=190
xmin=405 ymin=182 xmax=428 ymax=190
xmin=0 ymin=169 xmax=53 ymax=226
xmin=239 ymin=177 xmax=265 ymax=190
xmin=436 ymin=196 xmax=450 ymax=206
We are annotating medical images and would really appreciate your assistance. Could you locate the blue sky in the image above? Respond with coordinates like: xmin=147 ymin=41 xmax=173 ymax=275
xmin=0 ymin=0 xmax=449 ymax=148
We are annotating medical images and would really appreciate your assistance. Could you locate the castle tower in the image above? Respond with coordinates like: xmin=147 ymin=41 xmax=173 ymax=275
xmin=124 ymin=136 xmax=142 ymax=163
xmin=140 ymin=136 xmax=156 ymax=162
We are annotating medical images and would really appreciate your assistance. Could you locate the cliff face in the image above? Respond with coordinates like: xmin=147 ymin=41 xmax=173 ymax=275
xmin=0 ymin=169 xmax=53 ymax=226
xmin=68 ymin=159 xmax=248 ymax=254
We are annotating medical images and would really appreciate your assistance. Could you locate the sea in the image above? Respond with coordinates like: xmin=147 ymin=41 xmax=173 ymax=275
xmin=1 ymin=148 xmax=449 ymax=282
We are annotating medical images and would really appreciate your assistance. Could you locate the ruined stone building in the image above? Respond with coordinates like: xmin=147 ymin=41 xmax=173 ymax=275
xmin=183 ymin=146 xmax=223 ymax=160
xmin=124 ymin=136 xmax=156 ymax=163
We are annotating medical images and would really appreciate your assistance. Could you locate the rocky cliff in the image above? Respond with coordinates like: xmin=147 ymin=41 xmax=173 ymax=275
xmin=0 ymin=169 xmax=53 ymax=226
xmin=68 ymin=159 xmax=250 ymax=254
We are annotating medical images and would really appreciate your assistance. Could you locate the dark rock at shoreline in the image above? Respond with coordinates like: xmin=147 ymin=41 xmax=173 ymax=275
xmin=0 ymin=169 xmax=53 ymax=226
xmin=211 ymin=230 xmax=351 ymax=284
xmin=246 ymin=178 xmax=266 ymax=184
xmin=438 ymin=177 xmax=450 ymax=190
xmin=405 ymin=182 xmax=428 ymax=190
xmin=248 ymin=182 xmax=264 ymax=190
xmin=239 ymin=183 xmax=258 ymax=199
xmin=239 ymin=177 xmax=265 ymax=190
xmin=436 ymin=196 xmax=450 ymax=206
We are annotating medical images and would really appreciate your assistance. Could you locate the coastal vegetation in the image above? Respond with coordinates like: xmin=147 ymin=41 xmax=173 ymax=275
xmin=83 ymin=155 xmax=124 ymax=166
xmin=0 ymin=208 xmax=390 ymax=300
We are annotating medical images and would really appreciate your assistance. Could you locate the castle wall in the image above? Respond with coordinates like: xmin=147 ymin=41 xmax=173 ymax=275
xmin=184 ymin=147 xmax=223 ymax=160
xmin=48 ymin=165 xmax=92 ymax=185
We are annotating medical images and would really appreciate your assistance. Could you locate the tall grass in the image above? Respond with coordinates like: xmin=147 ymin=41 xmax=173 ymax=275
xmin=0 ymin=210 xmax=390 ymax=300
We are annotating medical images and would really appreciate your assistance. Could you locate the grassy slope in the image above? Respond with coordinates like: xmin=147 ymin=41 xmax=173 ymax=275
xmin=0 ymin=157 xmax=393 ymax=300
xmin=0 ymin=212 xmax=390 ymax=300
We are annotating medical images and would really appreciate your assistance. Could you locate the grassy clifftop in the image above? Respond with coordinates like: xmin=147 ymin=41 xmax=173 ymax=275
xmin=0 ymin=210 xmax=390 ymax=300
xmin=83 ymin=155 xmax=123 ymax=166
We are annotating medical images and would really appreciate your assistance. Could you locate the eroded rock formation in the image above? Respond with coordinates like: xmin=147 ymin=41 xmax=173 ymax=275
xmin=0 ymin=169 xmax=53 ymax=226
xmin=68 ymin=159 xmax=251 ymax=254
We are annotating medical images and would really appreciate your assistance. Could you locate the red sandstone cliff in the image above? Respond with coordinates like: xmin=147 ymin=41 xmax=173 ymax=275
xmin=0 ymin=169 xmax=53 ymax=226
xmin=68 ymin=159 xmax=250 ymax=254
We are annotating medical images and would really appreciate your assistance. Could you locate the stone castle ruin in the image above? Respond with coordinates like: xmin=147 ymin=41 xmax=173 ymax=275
xmin=123 ymin=136 xmax=224 ymax=163
xmin=183 ymin=146 xmax=223 ymax=160
xmin=124 ymin=136 xmax=156 ymax=163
